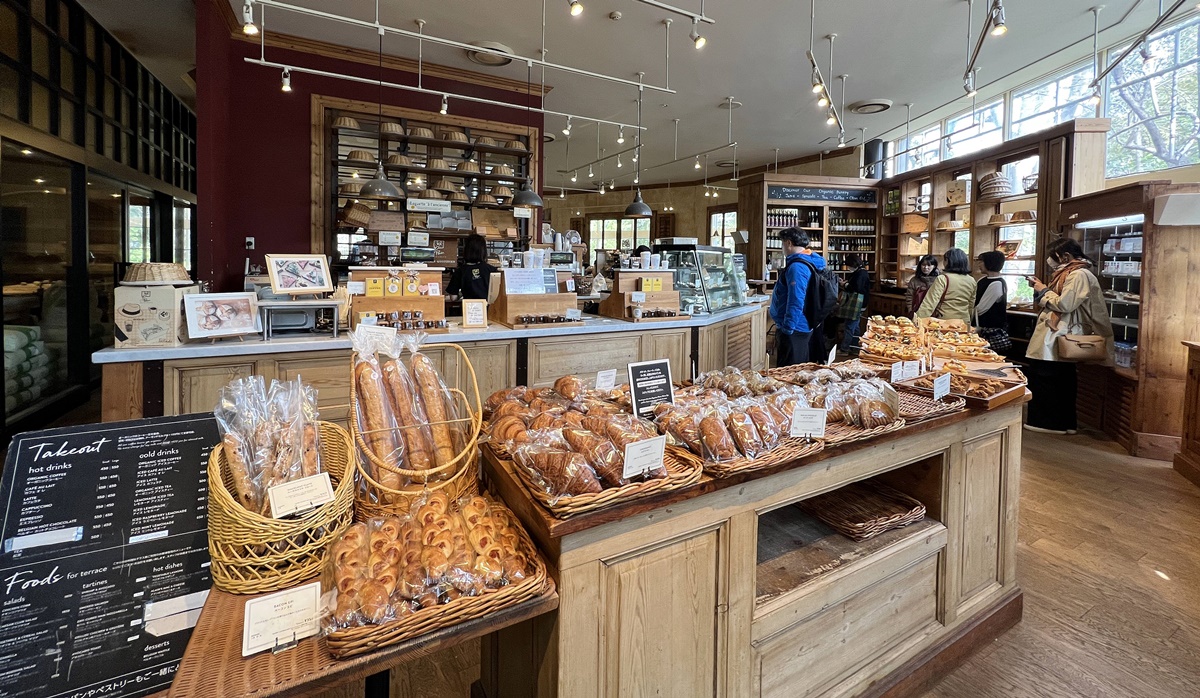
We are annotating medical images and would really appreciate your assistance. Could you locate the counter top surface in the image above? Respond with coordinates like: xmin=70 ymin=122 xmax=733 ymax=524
xmin=93 ymin=298 xmax=769 ymax=364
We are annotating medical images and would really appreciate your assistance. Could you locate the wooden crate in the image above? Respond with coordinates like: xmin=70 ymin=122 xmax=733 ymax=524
xmin=488 ymin=273 xmax=581 ymax=329
xmin=348 ymin=268 xmax=446 ymax=329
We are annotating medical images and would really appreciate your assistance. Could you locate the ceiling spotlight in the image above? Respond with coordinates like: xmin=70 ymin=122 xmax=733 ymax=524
xmin=562 ymin=116 xmax=572 ymax=136
xmin=811 ymin=68 xmax=823 ymax=94
xmin=712 ymin=189 xmax=718 ymax=199
xmin=34 ymin=178 xmax=44 ymax=184
xmin=440 ymin=94 xmax=448 ymax=115
xmin=632 ymin=151 xmax=638 ymax=163
xmin=110 ymin=192 xmax=121 ymax=198
xmin=690 ymin=18 xmax=706 ymax=49
xmin=576 ymin=210 xmax=582 ymax=215
xmin=633 ymin=174 xmax=639 ymax=184
xmin=1088 ymin=88 xmax=1102 ymax=106
xmin=281 ymin=68 xmax=292 ymax=93
xmin=826 ymin=111 xmax=837 ymax=126
xmin=20 ymin=149 xmax=32 ymax=155
xmin=704 ymin=188 xmax=710 ymax=197
xmin=616 ymin=154 xmax=622 ymax=168
xmin=571 ymin=170 xmax=578 ymax=183
xmin=990 ymin=0 xmax=1007 ymax=36
xmin=964 ymin=72 xmax=977 ymax=98
xmin=587 ymin=164 xmax=594 ymax=177
xmin=837 ymin=133 xmax=847 ymax=148
xmin=569 ymin=0 xmax=583 ymax=17
xmin=694 ymin=156 xmax=702 ymax=170
xmin=242 ymin=0 xmax=258 ymax=35
xmin=599 ymin=182 xmax=606 ymax=195
xmin=560 ymin=188 xmax=566 ymax=199
xmin=817 ymin=94 xmax=830 ymax=108
xmin=617 ymin=126 xmax=625 ymax=144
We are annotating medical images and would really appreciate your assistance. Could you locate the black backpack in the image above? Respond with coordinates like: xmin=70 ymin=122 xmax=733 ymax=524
xmin=788 ymin=255 xmax=839 ymax=329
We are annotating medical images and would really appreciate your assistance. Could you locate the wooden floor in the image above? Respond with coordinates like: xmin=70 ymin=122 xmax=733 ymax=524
xmin=921 ymin=430 xmax=1200 ymax=698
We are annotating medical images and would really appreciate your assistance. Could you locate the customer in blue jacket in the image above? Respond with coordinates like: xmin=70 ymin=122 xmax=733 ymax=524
xmin=769 ymin=227 xmax=827 ymax=367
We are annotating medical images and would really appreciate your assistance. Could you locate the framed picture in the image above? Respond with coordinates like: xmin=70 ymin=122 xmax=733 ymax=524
xmin=183 ymin=292 xmax=261 ymax=339
xmin=462 ymin=299 xmax=488 ymax=329
xmin=265 ymin=254 xmax=334 ymax=295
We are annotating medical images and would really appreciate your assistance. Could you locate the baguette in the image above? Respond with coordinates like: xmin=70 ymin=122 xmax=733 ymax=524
xmin=354 ymin=361 xmax=402 ymax=489
xmin=381 ymin=358 xmax=435 ymax=472
xmin=410 ymin=353 xmax=458 ymax=467
xmin=222 ymin=431 xmax=258 ymax=510
xmin=300 ymin=423 xmax=320 ymax=478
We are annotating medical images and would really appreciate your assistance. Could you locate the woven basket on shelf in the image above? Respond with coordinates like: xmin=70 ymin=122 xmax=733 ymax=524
xmin=668 ymin=436 xmax=825 ymax=479
xmin=122 ymin=262 xmax=192 ymax=284
xmin=824 ymin=417 xmax=906 ymax=446
xmin=504 ymin=139 xmax=528 ymax=151
xmin=456 ymin=160 xmax=481 ymax=174
xmin=351 ymin=343 xmax=483 ymax=518
xmin=332 ymin=116 xmax=360 ymax=130
xmin=324 ymin=499 xmax=553 ymax=659
xmin=408 ymin=126 xmax=435 ymax=139
xmin=797 ymin=480 xmax=926 ymax=541
xmin=207 ymin=421 xmax=356 ymax=594
xmin=490 ymin=185 xmax=514 ymax=201
xmin=386 ymin=154 xmax=412 ymax=166
xmin=339 ymin=201 xmax=372 ymax=228
xmin=420 ymin=189 xmax=446 ymax=200
xmin=492 ymin=164 xmax=515 ymax=177
xmin=379 ymin=121 xmax=404 ymax=135
xmin=898 ymin=392 xmax=967 ymax=424
xmin=346 ymin=149 xmax=376 ymax=164
xmin=441 ymin=129 xmax=469 ymax=143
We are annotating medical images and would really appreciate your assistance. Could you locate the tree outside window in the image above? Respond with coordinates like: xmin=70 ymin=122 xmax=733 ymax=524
xmin=1011 ymin=62 xmax=1097 ymax=138
xmin=709 ymin=208 xmax=737 ymax=249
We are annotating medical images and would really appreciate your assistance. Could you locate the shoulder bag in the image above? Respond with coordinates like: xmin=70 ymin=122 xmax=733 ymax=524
xmin=1050 ymin=312 xmax=1106 ymax=363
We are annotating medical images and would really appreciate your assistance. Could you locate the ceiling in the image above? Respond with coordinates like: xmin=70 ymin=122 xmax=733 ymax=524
xmin=89 ymin=0 xmax=1165 ymax=187
xmin=78 ymin=0 xmax=197 ymax=108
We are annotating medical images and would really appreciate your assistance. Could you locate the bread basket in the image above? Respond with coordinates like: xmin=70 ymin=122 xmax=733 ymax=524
xmin=379 ymin=122 xmax=404 ymax=136
xmin=346 ymin=149 xmax=376 ymax=164
xmin=386 ymin=154 xmax=412 ymax=167
xmin=338 ymin=182 xmax=363 ymax=196
xmin=474 ymin=193 xmax=499 ymax=207
xmin=490 ymin=185 xmax=514 ymax=201
xmin=408 ymin=126 xmax=435 ymax=139
xmin=424 ymin=157 xmax=450 ymax=172
xmin=491 ymin=164 xmax=515 ymax=177
xmin=430 ymin=178 xmax=458 ymax=193
xmin=122 ymin=262 xmax=192 ymax=285
xmin=339 ymin=201 xmax=373 ymax=228
xmin=456 ymin=160 xmax=481 ymax=174
xmin=987 ymin=212 xmax=1013 ymax=226
xmin=207 ymin=421 xmax=356 ymax=594
xmin=448 ymin=191 xmax=471 ymax=203
xmin=441 ymin=129 xmax=469 ymax=143
xmin=1010 ymin=209 xmax=1037 ymax=222
xmin=332 ymin=115 xmax=360 ymax=130
xmin=474 ymin=136 xmax=498 ymax=147
xmin=420 ymin=189 xmax=446 ymax=200
xmin=503 ymin=139 xmax=528 ymax=151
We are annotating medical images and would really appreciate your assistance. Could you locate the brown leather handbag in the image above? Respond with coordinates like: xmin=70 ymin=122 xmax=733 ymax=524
xmin=1050 ymin=313 xmax=1106 ymax=362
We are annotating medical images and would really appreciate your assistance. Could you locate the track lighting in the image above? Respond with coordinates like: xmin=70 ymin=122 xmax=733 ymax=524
xmin=632 ymin=151 xmax=638 ymax=163
xmin=704 ymin=188 xmax=710 ymax=197
xmin=242 ymin=1 xmax=258 ymax=35
xmin=633 ymin=174 xmax=639 ymax=184
xmin=616 ymin=154 xmax=622 ymax=168
xmin=560 ymin=188 xmax=566 ymax=199
xmin=617 ymin=126 xmax=625 ymax=144
xmin=817 ymin=94 xmax=829 ymax=108
xmin=587 ymin=164 xmax=594 ymax=178
xmin=690 ymin=18 xmax=706 ymax=49
xmin=712 ymin=189 xmax=718 ymax=199
xmin=1088 ymin=89 xmax=1102 ymax=106
xmin=281 ymin=68 xmax=292 ymax=92
xmin=694 ymin=156 xmax=701 ymax=170
xmin=990 ymin=0 xmax=1007 ymax=36
xmin=571 ymin=170 xmax=578 ymax=183
xmin=440 ymin=94 xmax=448 ymax=115
xmin=963 ymin=72 xmax=977 ymax=97
xmin=826 ymin=111 xmax=837 ymax=126
xmin=562 ymin=116 xmax=572 ymax=136
xmin=599 ymin=183 xmax=606 ymax=195
xmin=811 ymin=68 xmax=823 ymax=94
xmin=569 ymin=0 xmax=583 ymax=17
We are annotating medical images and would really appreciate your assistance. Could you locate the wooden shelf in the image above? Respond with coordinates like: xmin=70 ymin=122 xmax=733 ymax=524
xmin=334 ymin=128 xmax=532 ymax=159
xmin=976 ymin=192 xmax=1037 ymax=204
xmin=755 ymin=507 xmax=944 ymax=606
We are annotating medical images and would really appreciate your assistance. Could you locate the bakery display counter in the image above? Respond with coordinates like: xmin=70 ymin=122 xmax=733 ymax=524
xmin=481 ymin=400 xmax=1024 ymax=698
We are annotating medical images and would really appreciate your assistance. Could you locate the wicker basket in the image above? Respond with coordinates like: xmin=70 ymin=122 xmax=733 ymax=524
xmin=386 ymin=154 xmax=412 ymax=166
xmin=824 ymin=417 xmax=906 ymax=446
xmin=492 ymin=164 xmax=515 ymax=177
xmin=441 ymin=129 xmax=469 ymax=143
xmin=324 ymin=498 xmax=553 ymax=659
xmin=347 ymin=149 xmax=376 ymax=164
xmin=332 ymin=116 xmax=360 ymax=130
xmin=207 ymin=421 xmax=356 ymax=594
xmin=504 ymin=139 xmax=528 ymax=151
xmin=490 ymin=185 xmax=514 ymax=200
xmin=448 ymin=191 xmax=471 ymax=203
xmin=379 ymin=121 xmax=404 ymax=135
xmin=456 ymin=160 xmax=481 ymax=174
xmin=797 ymin=480 xmax=926 ymax=541
xmin=122 ymin=262 xmax=192 ymax=284
xmin=668 ymin=437 xmax=825 ymax=479
xmin=408 ymin=126 xmax=435 ymax=139
xmin=474 ymin=136 xmax=498 ymax=147
xmin=339 ymin=201 xmax=372 ymax=228
xmin=898 ymin=392 xmax=966 ymax=424
xmin=420 ymin=189 xmax=446 ymax=200
xmin=430 ymin=178 xmax=458 ymax=193
xmin=350 ymin=343 xmax=483 ymax=518
xmin=474 ymin=193 xmax=498 ymax=207
xmin=497 ymin=443 xmax=702 ymax=519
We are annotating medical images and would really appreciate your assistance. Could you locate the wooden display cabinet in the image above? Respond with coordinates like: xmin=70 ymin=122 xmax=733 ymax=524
xmin=598 ymin=270 xmax=687 ymax=322
xmin=1174 ymin=341 xmax=1200 ymax=488
xmin=488 ymin=272 xmax=581 ymax=329
xmin=347 ymin=267 xmax=447 ymax=330
xmin=1063 ymin=181 xmax=1200 ymax=460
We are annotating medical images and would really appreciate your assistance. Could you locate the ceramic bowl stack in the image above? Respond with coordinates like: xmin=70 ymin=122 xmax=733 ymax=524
xmin=978 ymin=172 xmax=1014 ymax=200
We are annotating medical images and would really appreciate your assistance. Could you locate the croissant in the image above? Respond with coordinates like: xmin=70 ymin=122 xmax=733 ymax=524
xmin=333 ymin=589 xmax=360 ymax=625
xmin=529 ymin=412 xmax=565 ymax=431
xmin=520 ymin=449 xmax=603 ymax=497
xmin=493 ymin=400 xmax=535 ymax=424
xmin=553 ymin=375 xmax=585 ymax=401
xmin=563 ymin=428 xmax=626 ymax=487
xmin=560 ymin=411 xmax=587 ymax=427
xmin=490 ymin=415 xmax=529 ymax=444
xmin=358 ymin=580 xmax=391 ymax=623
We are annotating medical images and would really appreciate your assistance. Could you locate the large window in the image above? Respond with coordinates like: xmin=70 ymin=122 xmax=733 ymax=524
xmin=588 ymin=216 xmax=650 ymax=257
xmin=1105 ymin=14 xmax=1200 ymax=177
xmin=944 ymin=99 xmax=1005 ymax=159
xmin=709 ymin=207 xmax=737 ymax=249
xmin=895 ymin=124 xmax=942 ymax=174
xmin=1011 ymin=62 xmax=1097 ymax=138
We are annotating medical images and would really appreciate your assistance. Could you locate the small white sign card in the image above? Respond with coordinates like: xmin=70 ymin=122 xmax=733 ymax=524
xmin=789 ymin=407 xmax=828 ymax=439
xmin=242 ymin=582 xmax=322 ymax=657
xmin=565 ymin=308 xmax=583 ymax=320
xmin=514 ymin=206 xmax=533 ymax=219
xmin=267 ymin=473 xmax=335 ymax=519
xmin=462 ymin=299 xmax=488 ymax=329
xmin=902 ymin=360 xmax=921 ymax=380
xmin=503 ymin=268 xmax=548 ymax=295
xmin=933 ymin=372 xmax=952 ymax=401
xmin=407 ymin=230 xmax=430 ymax=246
xmin=827 ymin=346 xmax=838 ymax=366
xmin=377 ymin=231 xmax=403 ymax=246
xmin=594 ymin=368 xmax=618 ymax=391
xmin=630 ymin=291 xmax=647 ymax=303
xmin=623 ymin=435 xmax=667 ymax=480
xmin=891 ymin=361 xmax=904 ymax=383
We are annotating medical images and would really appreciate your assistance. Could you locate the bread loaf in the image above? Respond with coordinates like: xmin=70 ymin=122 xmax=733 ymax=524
xmin=222 ymin=431 xmax=257 ymax=510
xmin=381 ymin=358 xmax=435 ymax=472
xmin=354 ymin=361 xmax=402 ymax=488
xmin=699 ymin=415 xmax=737 ymax=461
xmin=410 ymin=353 xmax=457 ymax=467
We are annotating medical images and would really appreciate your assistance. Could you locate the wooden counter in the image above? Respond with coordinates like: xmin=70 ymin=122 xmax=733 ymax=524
xmin=481 ymin=402 xmax=1025 ymax=698
xmin=94 ymin=304 xmax=769 ymax=424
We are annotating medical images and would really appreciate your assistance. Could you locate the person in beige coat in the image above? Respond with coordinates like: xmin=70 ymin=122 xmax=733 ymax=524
xmin=914 ymin=248 xmax=977 ymax=324
xmin=1024 ymin=237 xmax=1114 ymax=434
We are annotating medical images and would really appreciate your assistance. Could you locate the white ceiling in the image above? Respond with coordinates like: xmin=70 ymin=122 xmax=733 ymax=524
xmin=91 ymin=0 xmax=1166 ymax=187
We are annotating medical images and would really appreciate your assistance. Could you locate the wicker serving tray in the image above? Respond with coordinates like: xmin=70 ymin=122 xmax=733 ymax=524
xmin=324 ymin=500 xmax=552 ymax=659
xmin=823 ymin=417 xmax=907 ymax=446
xmin=798 ymin=480 xmax=926 ymax=541
xmin=898 ymin=392 xmax=967 ymax=424
xmin=667 ymin=436 xmax=825 ymax=479
xmin=495 ymin=443 xmax=703 ymax=519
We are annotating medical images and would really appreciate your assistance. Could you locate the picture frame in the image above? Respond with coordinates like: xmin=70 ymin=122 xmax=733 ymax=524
xmin=462 ymin=299 xmax=489 ymax=329
xmin=183 ymin=292 xmax=262 ymax=339
xmin=265 ymin=254 xmax=334 ymax=295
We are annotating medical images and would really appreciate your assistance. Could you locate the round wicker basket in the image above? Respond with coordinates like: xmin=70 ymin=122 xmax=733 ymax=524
xmin=122 ymin=262 xmax=192 ymax=284
xmin=492 ymin=164 xmax=515 ymax=177
xmin=347 ymin=149 xmax=376 ymax=164
xmin=379 ymin=121 xmax=404 ymax=135
xmin=386 ymin=154 xmax=412 ymax=166
xmin=408 ymin=126 xmax=435 ymax=139
xmin=490 ymin=185 xmax=514 ymax=200
xmin=448 ymin=191 xmax=471 ymax=203
xmin=420 ymin=189 xmax=446 ymax=200
xmin=333 ymin=116 xmax=360 ymax=129
xmin=424 ymin=157 xmax=450 ymax=172
xmin=474 ymin=194 xmax=499 ymax=207
xmin=207 ymin=421 xmax=356 ymax=594
xmin=504 ymin=139 xmax=528 ymax=151
xmin=456 ymin=160 xmax=481 ymax=174
xmin=474 ymin=136 xmax=498 ymax=147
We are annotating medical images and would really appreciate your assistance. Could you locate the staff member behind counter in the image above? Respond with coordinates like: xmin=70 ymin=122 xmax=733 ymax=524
xmin=447 ymin=233 xmax=498 ymax=301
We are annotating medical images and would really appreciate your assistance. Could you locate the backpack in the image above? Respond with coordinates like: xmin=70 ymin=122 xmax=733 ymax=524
xmin=788 ymin=255 xmax=839 ymax=330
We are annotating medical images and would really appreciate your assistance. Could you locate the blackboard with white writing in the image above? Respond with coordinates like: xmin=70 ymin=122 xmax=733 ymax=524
xmin=0 ymin=414 xmax=219 ymax=698
xmin=767 ymin=185 xmax=877 ymax=204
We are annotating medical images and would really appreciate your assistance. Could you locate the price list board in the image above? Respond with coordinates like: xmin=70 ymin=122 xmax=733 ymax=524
xmin=0 ymin=414 xmax=219 ymax=698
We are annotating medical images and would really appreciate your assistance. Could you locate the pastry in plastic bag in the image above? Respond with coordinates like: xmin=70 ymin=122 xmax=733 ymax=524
xmin=726 ymin=410 xmax=763 ymax=459
xmin=699 ymin=410 xmax=738 ymax=462
xmin=511 ymin=443 xmax=603 ymax=498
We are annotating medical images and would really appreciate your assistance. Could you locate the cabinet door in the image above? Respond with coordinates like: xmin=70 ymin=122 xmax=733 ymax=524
xmin=750 ymin=308 xmax=767 ymax=371
xmin=528 ymin=335 xmax=642 ymax=388
xmin=697 ymin=324 xmax=728 ymax=375
xmin=601 ymin=529 xmax=722 ymax=698
xmin=166 ymin=359 xmax=259 ymax=416
xmin=641 ymin=329 xmax=690 ymax=382
xmin=459 ymin=341 xmax=517 ymax=403
xmin=954 ymin=431 xmax=1006 ymax=609
xmin=274 ymin=355 xmax=352 ymax=426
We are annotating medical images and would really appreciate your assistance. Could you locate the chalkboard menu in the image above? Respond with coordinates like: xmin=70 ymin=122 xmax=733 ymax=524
xmin=0 ymin=414 xmax=219 ymax=698
xmin=767 ymin=185 xmax=877 ymax=204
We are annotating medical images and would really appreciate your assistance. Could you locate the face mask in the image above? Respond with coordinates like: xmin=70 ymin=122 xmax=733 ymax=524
xmin=1045 ymin=256 xmax=1060 ymax=271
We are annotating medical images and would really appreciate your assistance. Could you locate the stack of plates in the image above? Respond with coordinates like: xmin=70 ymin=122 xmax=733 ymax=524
xmin=978 ymin=172 xmax=1014 ymax=200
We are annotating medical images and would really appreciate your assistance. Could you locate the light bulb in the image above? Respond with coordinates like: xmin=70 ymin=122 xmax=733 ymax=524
xmin=242 ymin=1 xmax=258 ymax=35
xmin=694 ymin=156 xmax=701 ymax=170
xmin=617 ymin=126 xmax=625 ymax=144
xmin=990 ymin=2 xmax=1007 ymax=36
xmin=1088 ymin=90 xmax=1102 ymax=106
xmin=616 ymin=155 xmax=622 ymax=168
xmin=633 ymin=175 xmax=639 ymax=184
xmin=599 ymin=183 xmax=606 ymax=195
xmin=571 ymin=170 xmax=578 ymax=183
xmin=576 ymin=210 xmax=582 ymax=215
xmin=690 ymin=19 xmax=705 ymax=49
xmin=570 ymin=0 xmax=583 ymax=17
xmin=560 ymin=188 xmax=566 ymax=199
xmin=704 ymin=188 xmax=710 ymax=197
xmin=826 ymin=111 xmax=837 ymax=126
xmin=632 ymin=152 xmax=638 ymax=163
xmin=562 ymin=116 xmax=572 ymax=136
xmin=713 ymin=190 xmax=718 ymax=198
xmin=281 ymin=69 xmax=292 ymax=92
xmin=440 ymin=95 xmax=448 ymax=115
xmin=817 ymin=95 xmax=829 ymax=108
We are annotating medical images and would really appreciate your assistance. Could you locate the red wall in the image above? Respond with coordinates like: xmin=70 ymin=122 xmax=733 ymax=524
xmin=195 ymin=0 xmax=544 ymax=290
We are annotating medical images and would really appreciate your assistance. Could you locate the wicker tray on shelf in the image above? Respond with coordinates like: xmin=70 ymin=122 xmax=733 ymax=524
xmin=667 ymin=437 xmax=825 ymax=479
xmin=823 ymin=417 xmax=907 ymax=446
xmin=324 ymin=500 xmax=553 ymax=659
xmin=798 ymin=480 xmax=926 ymax=541
xmin=898 ymin=392 xmax=967 ymax=424
xmin=493 ymin=442 xmax=703 ymax=519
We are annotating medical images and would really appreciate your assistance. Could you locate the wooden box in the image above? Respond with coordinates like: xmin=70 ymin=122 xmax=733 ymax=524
xmin=597 ymin=269 xmax=687 ymax=323
xmin=488 ymin=273 xmax=582 ymax=329
xmin=349 ymin=267 xmax=447 ymax=330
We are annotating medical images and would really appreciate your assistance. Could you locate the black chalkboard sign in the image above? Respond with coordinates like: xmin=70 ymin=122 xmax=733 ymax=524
xmin=767 ymin=185 xmax=877 ymax=204
xmin=627 ymin=359 xmax=675 ymax=418
xmin=0 ymin=414 xmax=219 ymax=698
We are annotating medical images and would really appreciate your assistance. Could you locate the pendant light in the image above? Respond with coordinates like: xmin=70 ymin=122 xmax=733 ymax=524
xmin=624 ymin=85 xmax=652 ymax=218
xmin=242 ymin=0 xmax=259 ymax=35
xmin=512 ymin=61 xmax=545 ymax=208
xmin=360 ymin=28 xmax=402 ymax=201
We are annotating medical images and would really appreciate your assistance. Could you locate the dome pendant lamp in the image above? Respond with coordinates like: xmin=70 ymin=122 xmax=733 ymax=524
xmin=624 ymin=87 xmax=652 ymax=218
xmin=360 ymin=30 xmax=402 ymax=200
xmin=512 ymin=61 xmax=544 ymax=208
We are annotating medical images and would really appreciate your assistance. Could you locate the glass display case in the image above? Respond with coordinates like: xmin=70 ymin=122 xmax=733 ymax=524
xmin=1072 ymin=213 xmax=1143 ymax=367
xmin=654 ymin=243 xmax=747 ymax=314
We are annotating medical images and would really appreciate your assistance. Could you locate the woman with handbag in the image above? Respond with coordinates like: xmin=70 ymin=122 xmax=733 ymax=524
xmin=1024 ymin=237 xmax=1114 ymax=434
xmin=825 ymin=254 xmax=871 ymax=354
xmin=974 ymin=251 xmax=1012 ymax=354
xmin=906 ymin=255 xmax=939 ymax=317
xmin=915 ymin=248 xmax=977 ymax=324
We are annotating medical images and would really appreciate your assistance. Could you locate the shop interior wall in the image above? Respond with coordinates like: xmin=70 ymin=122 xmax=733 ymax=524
xmin=195 ymin=0 xmax=545 ymax=291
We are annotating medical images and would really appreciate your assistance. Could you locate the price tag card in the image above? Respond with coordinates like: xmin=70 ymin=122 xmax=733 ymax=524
xmin=565 ymin=278 xmax=576 ymax=292
xmin=542 ymin=269 xmax=560 ymax=294
xmin=933 ymin=372 xmax=952 ymax=401
xmin=462 ymin=299 xmax=488 ymax=329
xmin=407 ymin=230 xmax=430 ymax=247
xmin=377 ymin=231 xmax=403 ymax=246
xmin=902 ymin=360 xmax=921 ymax=380
xmin=514 ymin=207 xmax=533 ymax=219
xmin=355 ymin=324 xmax=398 ymax=345
xmin=346 ymin=281 xmax=366 ymax=296
xmin=406 ymin=199 xmax=452 ymax=213
xmin=595 ymin=369 xmax=618 ymax=391
xmin=242 ymin=582 xmax=322 ymax=657
xmin=503 ymin=268 xmax=547 ymax=295
xmin=630 ymin=291 xmax=647 ymax=303
xmin=266 ymin=473 xmax=335 ymax=519
xmin=622 ymin=435 xmax=667 ymax=480
xmin=891 ymin=361 xmax=904 ymax=383
xmin=789 ymin=407 xmax=828 ymax=439
xmin=565 ymin=308 xmax=582 ymax=320
xmin=827 ymin=346 xmax=838 ymax=366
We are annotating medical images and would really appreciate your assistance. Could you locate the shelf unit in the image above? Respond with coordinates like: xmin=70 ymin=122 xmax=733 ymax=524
xmin=1063 ymin=181 xmax=1200 ymax=460
xmin=873 ymin=119 xmax=1110 ymax=306
xmin=738 ymin=174 xmax=880 ymax=281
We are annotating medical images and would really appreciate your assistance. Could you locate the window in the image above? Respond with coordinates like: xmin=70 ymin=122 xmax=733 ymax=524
xmin=709 ymin=208 xmax=737 ymax=249
xmin=1011 ymin=62 xmax=1097 ymax=138
xmin=895 ymin=124 xmax=942 ymax=174
xmin=174 ymin=199 xmax=194 ymax=271
xmin=944 ymin=99 xmax=1005 ymax=159
xmin=588 ymin=216 xmax=650 ymax=257
xmin=1105 ymin=14 xmax=1200 ymax=177
xmin=126 ymin=191 xmax=152 ymax=263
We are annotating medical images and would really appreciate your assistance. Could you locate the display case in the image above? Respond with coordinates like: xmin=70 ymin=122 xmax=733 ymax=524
xmin=654 ymin=243 xmax=747 ymax=314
